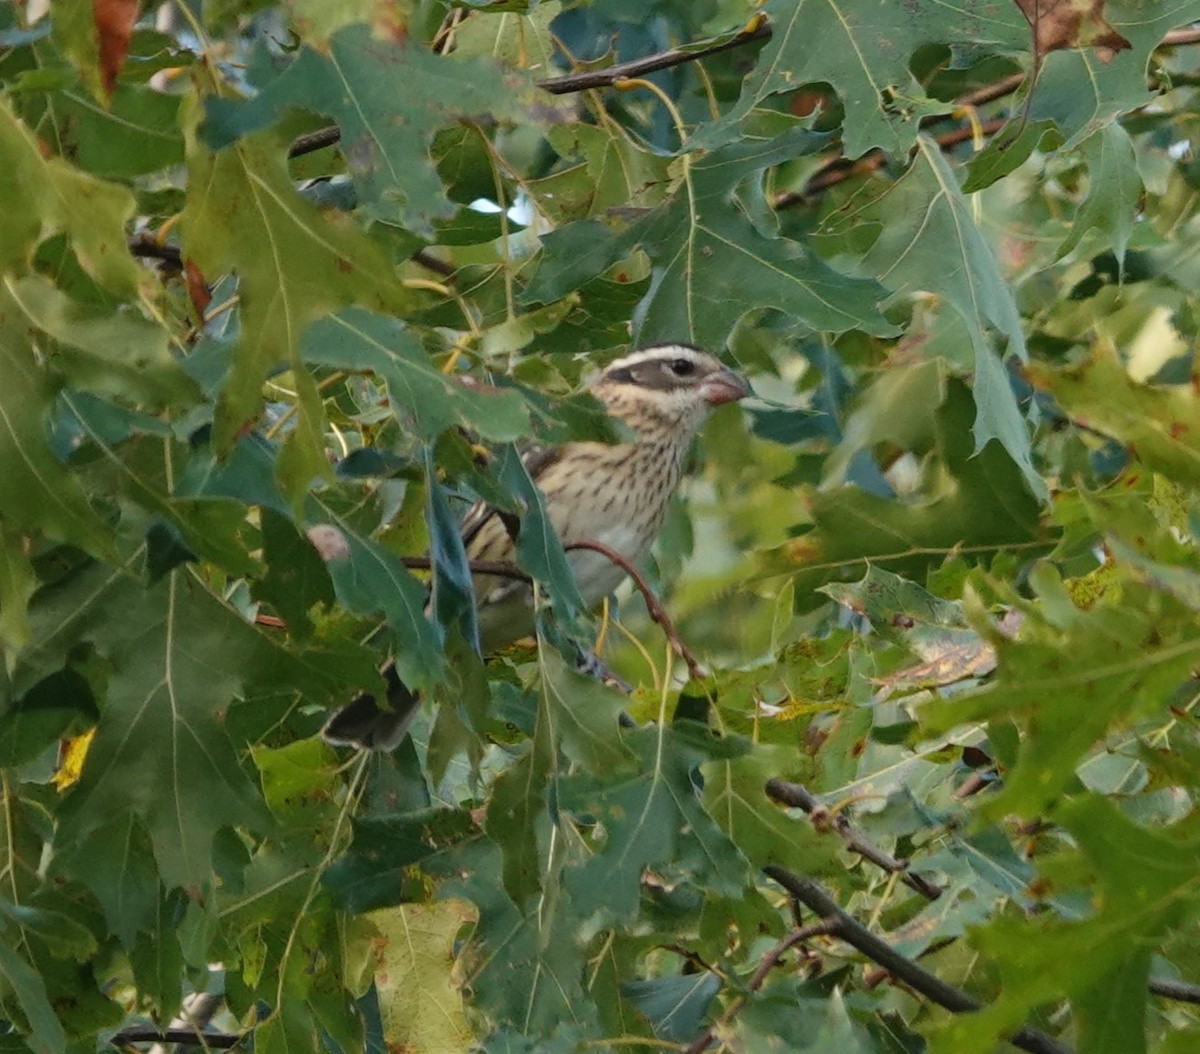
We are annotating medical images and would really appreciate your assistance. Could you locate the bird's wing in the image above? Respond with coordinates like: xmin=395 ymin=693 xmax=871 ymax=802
xmin=457 ymin=442 xmax=564 ymax=550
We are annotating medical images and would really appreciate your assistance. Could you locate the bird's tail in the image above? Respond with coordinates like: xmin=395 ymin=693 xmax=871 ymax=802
xmin=321 ymin=664 xmax=420 ymax=751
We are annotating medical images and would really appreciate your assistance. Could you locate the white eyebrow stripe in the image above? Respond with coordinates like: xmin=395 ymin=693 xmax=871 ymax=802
xmin=604 ymin=343 xmax=707 ymax=372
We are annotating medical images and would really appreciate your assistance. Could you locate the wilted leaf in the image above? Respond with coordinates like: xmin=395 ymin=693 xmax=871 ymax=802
xmin=1014 ymin=0 xmax=1131 ymax=57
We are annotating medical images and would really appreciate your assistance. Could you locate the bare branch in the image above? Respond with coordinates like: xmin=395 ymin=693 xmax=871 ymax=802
xmin=762 ymin=867 xmax=1073 ymax=1054
xmin=765 ymin=778 xmax=943 ymax=900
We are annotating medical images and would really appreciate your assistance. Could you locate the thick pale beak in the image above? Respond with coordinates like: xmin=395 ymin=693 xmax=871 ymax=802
xmin=698 ymin=366 xmax=750 ymax=406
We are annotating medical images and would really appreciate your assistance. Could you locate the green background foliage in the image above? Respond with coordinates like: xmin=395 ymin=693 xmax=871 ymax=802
xmin=2 ymin=0 xmax=1200 ymax=1051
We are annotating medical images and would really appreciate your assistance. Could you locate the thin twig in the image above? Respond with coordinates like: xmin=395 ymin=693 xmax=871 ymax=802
xmin=762 ymin=867 xmax=1073 ymax=1054
xmin=685 ymin=918 xmax=839 ymax=1054
xmin=778 ymin=116 xmax=1007 ymax=205
xmin=400 ymin=554 xmax=530 ymax=581
xmin=1164 ymin=26 xmax=1200 ymax=47
xmin=765 ymin=778 xmax=943 ymax=900
xmin=565 ymin=539 xmax=705 ymax=681
xmin=284 ymin=20 xmax=772 ymax=163
xmin=287 ymin=125 xmax=341 ymax=157
xmin=539 ymin=19 xmax=772 ymax=95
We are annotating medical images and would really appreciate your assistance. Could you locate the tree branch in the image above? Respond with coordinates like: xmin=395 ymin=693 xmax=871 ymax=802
xmin=1149 ymin=976 xmax=1200 ymax=1005
xmin=762 ymin=867 xmax=1073 ymax=1054
xmin=765 ymin=778 xmax=943 ymax=900
xmin=538 ymin=18 xmax=772 ymax=95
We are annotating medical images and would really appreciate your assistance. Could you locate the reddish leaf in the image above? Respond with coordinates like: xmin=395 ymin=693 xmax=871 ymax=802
xmin=93 ymin=0 xmax=139 ymax=95
xmin=183 ymin=258 xmax=211 ymax=319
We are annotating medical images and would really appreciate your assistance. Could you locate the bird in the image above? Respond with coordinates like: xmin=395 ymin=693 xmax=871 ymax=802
xmin=320 ymin=342 xmax=749 ymax=750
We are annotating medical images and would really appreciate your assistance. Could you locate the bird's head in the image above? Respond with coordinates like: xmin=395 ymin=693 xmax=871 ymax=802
xmin=590 ymin=343 xmax=749 ymax=441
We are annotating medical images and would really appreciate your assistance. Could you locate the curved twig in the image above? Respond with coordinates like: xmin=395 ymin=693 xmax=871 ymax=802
xmin=684 ymin=917 xmax=839 ymax=1054
xmin=565 ymin=539 xmax=705 ymax=681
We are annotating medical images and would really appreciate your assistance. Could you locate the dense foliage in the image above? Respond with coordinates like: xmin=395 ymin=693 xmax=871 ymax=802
xmin=3 ymin=1 xmax=1200 ymax=1051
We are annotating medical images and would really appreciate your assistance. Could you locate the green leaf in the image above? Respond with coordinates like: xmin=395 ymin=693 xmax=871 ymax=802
xmin=1026 ymin=1 xmax=1200 ymax=146
xmin=0 ymin=97 xmax=146 ymax=297
xmin=934 ymin=796 xmax=1196 ymax=1054
xmin=0 ymin=939 xmax=66 ymax=1054
xmin=528 ymin=130 xmax=896 ymax=349
xmin=51 ymin=85 xmax=183 ymax=178
xmin=0 ymin=899 xmax=97 ymax=961
xmin=0 ymin=666 xmax=98 ymax=767
xmin=324 ymin=809 xmax=479 ymax=913
xmin=3 ymin=273 xmax=196 ymax=407
xmin=179 ymin=95 xmax=412 ymax=487
xmin=368 ymin=900 xmax=477 ymax=1054
xmin=1058 ymin=123 xmax=1142 ymax=265
xmin=1032 ymin=349 xmax=1200 ymax=486
xmin=51 ymin=816 xmax=159 ymax=947
xmin=318 ymin=525 xmax=444 ymax=694
xmin=496 ymin=444 xmax=587 ymax=627
xmin=27 ymin=566 xmax=312 ymax=890
xmin=0 ymin=290 xmax=115 ymax=558
xmin=962 ymin=120 xmax=1059 ymax=194
xmin=922 ymin=572 xmax=1200 ymax=818
xmin=0 ymin=526 xmax=37 ymax=658
xmin=301 ymin=309 xmax=530 ymax=442
xmin=621 ymin=972 xmax=720 ymax=1043
xmin=763 ymin=376 xmax=1046 ymax=599
xmin=696 ymin=0 xmax=1020 ymax=157
xmin=128 ymin=891 xmax=186 ymax=1021
xmin=254 ymin=508 xmax=335 ymax=640
xmin=202 ymin=24 xmax=529 ymax=234
xmin=560 ymin=727 xmax=750 ymax=922
xmin=858 ymin=138 xmax=1042 ymax=496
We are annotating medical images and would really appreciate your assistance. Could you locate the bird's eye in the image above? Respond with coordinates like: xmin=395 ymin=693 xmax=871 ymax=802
xmin=668 ymin=358 xmax=696 ymax=377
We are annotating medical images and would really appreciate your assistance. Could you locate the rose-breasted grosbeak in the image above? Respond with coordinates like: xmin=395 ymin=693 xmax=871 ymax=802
xmin=322 ymin=343 xmax=749 ymax=749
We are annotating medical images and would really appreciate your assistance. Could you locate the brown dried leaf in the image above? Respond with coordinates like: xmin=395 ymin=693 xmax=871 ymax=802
xmin=1013 ymin=0 xmax=1131 ymax=59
